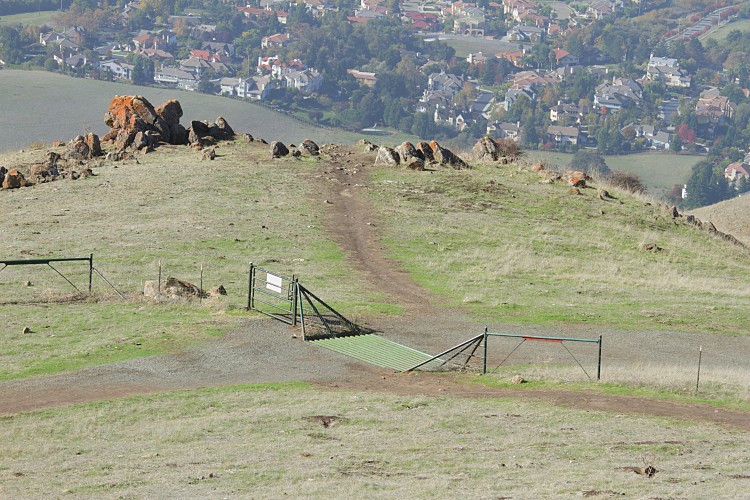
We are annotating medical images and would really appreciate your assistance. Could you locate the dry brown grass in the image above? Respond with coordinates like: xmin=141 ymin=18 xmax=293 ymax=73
xmin=1 ymin=383 xmax=748 ymax=498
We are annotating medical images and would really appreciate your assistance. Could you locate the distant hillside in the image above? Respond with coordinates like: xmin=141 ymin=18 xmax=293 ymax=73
xmin=0 ymin=70 xmax=364 ymax=152
xmin=690 ymin=195 xmax=750 ymax=246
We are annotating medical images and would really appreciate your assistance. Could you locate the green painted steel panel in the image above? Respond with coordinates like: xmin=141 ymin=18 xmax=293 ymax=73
xmin=311 ymin=334 xmax=433 ymax=371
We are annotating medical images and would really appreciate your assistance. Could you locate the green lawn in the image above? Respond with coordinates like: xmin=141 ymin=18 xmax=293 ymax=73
xmin=702 ymin=18 xmax=750 ymax=43
xmin=0 ymin=10 xmax=57 ymax=26
xmin=526 ymin=151 xmax=701 ymax=195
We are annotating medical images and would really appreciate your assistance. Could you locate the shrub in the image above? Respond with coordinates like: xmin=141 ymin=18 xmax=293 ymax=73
xmin=609 ymin=170 xmax=647 ymax=194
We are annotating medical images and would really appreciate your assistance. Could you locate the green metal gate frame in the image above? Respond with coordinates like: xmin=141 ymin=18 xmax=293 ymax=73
xmin=0 ymin=254 xmax=95 ymax=293
xmin=247 ymin=262 xmax=300 ymax=326
xmin=482 ymin=329 xmax=602 ymax=381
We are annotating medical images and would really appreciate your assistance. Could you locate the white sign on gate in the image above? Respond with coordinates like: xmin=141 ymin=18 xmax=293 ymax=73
xmin=266 ymin=272 xmax=283 ymax=293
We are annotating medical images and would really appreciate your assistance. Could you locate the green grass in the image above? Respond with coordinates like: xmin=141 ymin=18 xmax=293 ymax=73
xmin=0 ymin=10 xmax=57 ymax=26
xmin=0 ymin=70 xmax=365 ymax=153
xmin=702 ymin=18 xmax=750 ymax=42
xmin=526 ymin=150 xmax=702 ymax=195
xmin=368 ymin=162 xmax=750 ymax=334
xmin=1 ymin=382 xmax=748 ymax=498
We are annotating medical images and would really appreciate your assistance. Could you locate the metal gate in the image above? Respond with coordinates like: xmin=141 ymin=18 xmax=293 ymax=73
xmin=247 ymin=262 xmax=300 ymax=326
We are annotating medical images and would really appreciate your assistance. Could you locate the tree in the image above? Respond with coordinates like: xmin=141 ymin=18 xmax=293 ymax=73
xmin=411 ymin=111 xmax=435 ymax=139
xmin=569 ymin=150 xmax=611 ymax=177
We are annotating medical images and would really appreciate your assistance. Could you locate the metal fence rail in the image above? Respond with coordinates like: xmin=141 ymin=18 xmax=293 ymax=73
xmin=0 ymin=254 xmax=94 ymax=293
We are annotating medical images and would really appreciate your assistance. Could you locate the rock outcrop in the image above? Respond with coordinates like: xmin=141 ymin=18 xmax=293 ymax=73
xmin=104 ymin=95 xmax=176 ymax=146
xmin=430 ymin=141 xmax=469 ymax=169
xmin=2 ymin=169 xmax=26 ymax=189
xmin=397 ymin=141 xmax=422 ymax=164
xmin=374 ymin=146 xmax=400 ymax=166
xmin=300 ymin=139 xmax=320 ymax=156
xmin=271 ymin=141 xmax=289 ymax=158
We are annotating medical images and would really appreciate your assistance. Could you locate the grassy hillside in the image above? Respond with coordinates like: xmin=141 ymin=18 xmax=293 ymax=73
xmin=691 ymin=193 xmax=750 ymax=246
xmin=1 ymin=138 xmax=748 ymax=381
xmin=368 ymin=161 xmax=750 ymax=334
xmin=0 ymin=9 xmax=56 ymax=26
xmin=0 ymin=70 xmax=365 ymax=152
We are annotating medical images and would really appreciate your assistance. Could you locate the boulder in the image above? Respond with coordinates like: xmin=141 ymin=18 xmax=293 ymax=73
xmin=300 ymin=139 xmax=320 ymax=156
xmin=188 ymin=128 xmax=204 ymax=148
xmin=358 ymin=139 xmax=378 ymax=152
xmin=114 ymin=129 xmax=135 ymax=150
xmin=430 ymin=141 xmax=469 ymax=169
xmin=208 ymin=285 xmax=227 ymax=297
xmin=416 ymin=141 xmax=434 ymax=162
xmin=190 ymin=120 xmax=211 ymax=138
xmin=208 ymin=117 xmax=234 ymax=140
xmin=0 ymin=166 xmax=6 ymax=185
xmin=163 ymin=277 xmax=206 ymax=299
xmin=154 ymin=99 xmax=183 ymax=126
xmin=85 ymin=133 xmax=101 ymax=157
xmin=104 ymin=95 xmax=173 ymax=144
xmin=471 ymin=136 xmax=501 ymax=161
xmin=201 ymin=147 xmax=216 ymax=160
xmin=64 ymin=138 xmax=92 ymax=160
xmin=2 ymin=169 xmax=26 ymax=189
xmin=374 ymin=146 xmax=400 ymax=166
xmin=270 ymin=141 xmax=289 ymax=158
xmin=405 ymin=158 xmax=425 ymax=171
xmin=511 ymin=375 xmax=525 ymax=384
xmin=239 ymin=132 xmax=254 ymax=142
xmin=396 ymin=141 xmax=422 ymax=164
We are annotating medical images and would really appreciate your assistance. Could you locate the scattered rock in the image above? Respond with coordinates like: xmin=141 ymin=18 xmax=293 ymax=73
xmin=358 ymin=139 xmax=378 ymax=152
xmin=208 ymin=285 xmax=227 ymax=296
xmin=568 ymin=187 xmax=581 ymax=195
xmin=374 ymin=146 xmax=400 ymax=166
xmin=51 ymin=140 xmax=65 ymax=148
xmin=306 ymin=415 xmax=344 ymax=428
xmin=188 ymin=128 xmax=204 ymax=148
xmin=416 ymin=141 xmax=434 ymax=162
xmin=209 ymin=116 xmax=235 ymax=140
xmin=598 ymin=188 xmax=614 ymax=200
xmin=640 ymin=242 xmax=662 ymax=252
xmin=143 ymin=280 xmax=160 ymax=299
xmin=163 ymin=277 xmax=206 ymax=300
xmin=239 ymin=132 xmax=254 ymax=142
xmin=511 ymin=375 xmax=525 ymax=384
xmin=532 ymin=162 xmax=545 ymax=173
xmin=405 ymin=158 xmax=426 ymax=171
xmin=470 ymin=136 xmax=502 ymax=161
xmin=270 ymin=141 xmax=289 ymax=158
xmin=396 ymin=141 xmax=422 ymax=164
xmin=670 ymin=205 xmax=680 ymax=218
xmin=0 ymin=166 xmax=7 ymax=185
xmin=85 ymin=133 xmax=102 ymax=157
xmin=2 ymin=169 xmax=26 ymax=189
xmin=616 ymin=465 xmax=657 ymax=478
xmin=22 ymin=327 xmax=33 ymax=334
xmin=430 ymin=141 xmax=469 ymax=169
xmin=201 ymin=147 xmax=216 ymax=161
xmin=300 ymin=139 xmax=320 ymax=156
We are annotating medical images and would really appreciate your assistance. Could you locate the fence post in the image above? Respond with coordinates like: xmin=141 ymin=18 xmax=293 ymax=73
xmin=88 ymin=253 xmax=94 ymax=293
xmin=247 ymin=262 xmax=254 ymax=310
xmin=291 ymin=277 xmax=298 ymax=327
xmin=482 ymin=327 xmax=488 ymax=375
xmin=597 ymin=335 xmax=602 ymax=381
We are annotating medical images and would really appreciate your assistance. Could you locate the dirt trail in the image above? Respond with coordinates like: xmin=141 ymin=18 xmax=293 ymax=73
xmin=319 ymin=145 xmax=436 ymax=313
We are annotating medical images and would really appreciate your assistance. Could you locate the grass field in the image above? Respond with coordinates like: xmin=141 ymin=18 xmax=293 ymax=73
xmin=702 ymin=18 xmax=750 ymax=42
xmin=526 ymin=150 xmax=701 ymax=195
xmin=0 ymin=70 xmax=365 ymax=153
xmin=368 ymin=162 xmax=750 ymax=334
xmin=1 ymin=382 xmax=748 ymax=498
xmin=0 ymin=10 xmax=56 ymax=26
xmin=0 ymin=141 xmax=384 ymax=380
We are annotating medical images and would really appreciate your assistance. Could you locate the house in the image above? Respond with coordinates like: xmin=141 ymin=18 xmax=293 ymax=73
xmin=507 ymin=25 xmax=546 ymax=42
xmin=594 ymin=78 xmax=642 ymax=112
xmin=201 ymin=42 xmax=235 ymax=57
xmin=487 ymin=121 xmax=521 ymax=140
xmin=546 ymin=125 xmax=581 ymax=146
xmin=650 ymin=131 xmax=671 ymax=150
xmin=553 ymin=48 xmax=579 ymax=67
xmin=504 ymin=88 xmax=535 ymax=110
xmin=725 ymin=162 xmax=750 ymax=181
xmin=99 ymin=59 xmax=134 ymax=80
xmin=262 ymin=33 xmax=293 ymax=49
xmin=658 ymin=98 xmax=681 ymax=124
xmin=154 ymin=67 xmax=198 ymax=90
xmin=646 ymin=55 xmax=691 ymax=88
xmin=347 ymin=69 xmax=377 ymax=87
xmin=472 ymin=90 xmax=495 ymax=118
xmin=695 ymin=90 xmax=735 ymax=126
xmin=283 ymin=69 xmax=323 ymax=92
xmin=428 ymin=72 xmax=464 ymax=94
xmin=550 ymin=103 xmax=582 ymax=124
xmin=220 ymin=76 xmax=275 ymax=99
